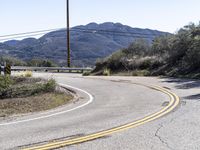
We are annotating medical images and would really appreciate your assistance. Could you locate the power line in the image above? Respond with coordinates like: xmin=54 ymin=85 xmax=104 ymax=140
xmin=0 ymin=28 xmax=64 ymax=42
xmin=0 ymin=33 xmax=49 ymax=42
xmin=0 ymin=28 xmax=64 ymax=38
xmin=0 ymin=27 xmax=164 ymax=42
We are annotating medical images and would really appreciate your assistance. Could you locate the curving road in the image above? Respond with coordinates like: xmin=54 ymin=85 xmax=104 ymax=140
xmin=0 ymin=73 xmax=199 ymax=150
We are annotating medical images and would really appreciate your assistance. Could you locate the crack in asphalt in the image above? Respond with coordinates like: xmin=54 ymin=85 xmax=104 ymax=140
xmin=155 ymin=124 xmax=174 ymax=150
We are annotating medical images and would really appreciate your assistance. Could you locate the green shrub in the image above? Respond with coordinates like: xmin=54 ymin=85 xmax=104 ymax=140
xmin=0 ymin=56 xmax=26 ymax=66
xmin=0 ymin=75 xmax=13 ymax=91
xmin=82 ymin=71 xmax=91 ymax=76
xmin=0 ymin=78 xmax=56 ymax=99
xmin=132 ymin=70 xmax=150 ymax=76
xmin=43 ymin=79 xmax=56 ymax=92
xmin=27 ymin=59 xmax=58 ymax=67
xmin=92 ymin=22 xmax=200 ymax=78
xmin=103 ymin=68 xmax=111 ymax=76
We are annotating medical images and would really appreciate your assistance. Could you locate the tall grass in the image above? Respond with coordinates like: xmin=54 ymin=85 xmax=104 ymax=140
xmin=103 ymin=68 xmax=111 ymax=76
xmin=18 ymin=71 xmax=33 ymax=77
xmin=0 ymin=75 xmax=13 ymax=91
xmin=0 ymin=77 xmax=56 ymax=99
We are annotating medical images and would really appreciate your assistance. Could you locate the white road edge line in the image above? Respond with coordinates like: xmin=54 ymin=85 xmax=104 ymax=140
xmin=0 ymin=83 xmax=94 ymax=126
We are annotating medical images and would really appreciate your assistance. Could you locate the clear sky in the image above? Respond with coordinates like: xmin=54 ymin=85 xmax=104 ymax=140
xmin=0 ymin=0 xmax=200 ymax=39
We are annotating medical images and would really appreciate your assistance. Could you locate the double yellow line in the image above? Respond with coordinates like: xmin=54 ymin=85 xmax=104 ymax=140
xmin=24 ymin=84 xmax=180 ymax=150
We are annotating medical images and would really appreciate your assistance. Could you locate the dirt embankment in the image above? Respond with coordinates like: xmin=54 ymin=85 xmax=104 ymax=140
xmin=0 ymin=76 xmax=74 ymax=118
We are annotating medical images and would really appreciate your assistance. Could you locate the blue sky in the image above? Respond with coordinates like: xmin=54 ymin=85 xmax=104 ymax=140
xmin=0 ymin=0 xmax=200 ymax=39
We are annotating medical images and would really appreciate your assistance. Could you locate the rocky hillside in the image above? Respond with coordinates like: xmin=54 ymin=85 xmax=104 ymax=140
xmin=0 ymin=22 xmax=169 ymax=66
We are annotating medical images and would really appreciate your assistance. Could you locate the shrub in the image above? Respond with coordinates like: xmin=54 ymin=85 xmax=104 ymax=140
xmin=93 ymin=22 xmax=200 ymax=78
xmin=82 ymin=71 xmax=91 ymax=76
xmin=132 ymin=70 xmax=150 ymax=76
xmin=25 ymin=71 xmax=33 ymax=77
xmin=0 ymin=56 xmax=26 ymax=66
xmin=0 ymin=75 xmax=13 ymax=91
xmin=19 ymin=71 xmax=33 ymax=77
xmin=27 ymin=59 xmax=58 ymax=67
xmin=43 ymin=79 xmax=56 ymax=92
xmin=0 ymin=78 xmax=56 ymax=99
xmin=103 ymin=68 xmax=111 ymax=76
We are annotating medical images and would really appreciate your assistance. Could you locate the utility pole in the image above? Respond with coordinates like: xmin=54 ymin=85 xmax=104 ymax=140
xmin=66 ymin=0 xmax=71 ymax=67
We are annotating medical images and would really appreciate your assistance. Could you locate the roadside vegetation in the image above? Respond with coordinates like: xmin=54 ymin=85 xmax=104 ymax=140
xmin=92 ymin=22 xmax=200 ymax=78
xmin=0 ymin=56 xmax=58 ymax=67
xmin=18 ymin=71 xmax=33 ymax=77
xmin=0 ymin=75 xmax=73 ymax=117
xmin=0 ymin=56 xmax=26 ymax=66
xmin=82 ymin=71 xmax=92 ymax=76
xmin=27 ymin=58 xmax=58 ymax=67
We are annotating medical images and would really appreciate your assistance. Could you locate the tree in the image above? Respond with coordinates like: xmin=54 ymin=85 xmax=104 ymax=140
xmin=151 ymin=35 xmax=173 ymax=56
xmin=0 ymin=56 xmax=26 ymax=66
xmin=27 ymin=59 xmax=58 ymax=67
xmin=123 ymin=39 xmax=150 ymax=57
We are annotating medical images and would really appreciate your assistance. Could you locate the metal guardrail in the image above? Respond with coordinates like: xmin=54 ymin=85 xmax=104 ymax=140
xmin=1 ymin=66 xmax=93 ymax=73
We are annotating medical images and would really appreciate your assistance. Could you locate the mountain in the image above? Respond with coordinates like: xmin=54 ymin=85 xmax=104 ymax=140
xmin=0 ymin=22 xmax=170 ymax=66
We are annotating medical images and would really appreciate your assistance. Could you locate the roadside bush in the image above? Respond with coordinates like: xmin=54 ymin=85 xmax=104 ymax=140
xmin=19 ymin=71 xmax=33 ymax=77
xmin=0 ymin=78 xmax=56 ymax=99
xmin=0 ymin=75 xmax=13 ymax=91
xmin=92 ymin=22 xmax=200 ymax=78
xmin=132 ymin=70 xmax=150 ymax=76
xmin=43 ymin=79 xmax=56 ymax=92
xmin=82 ymin=71 xmax=91 ymax=76
xmin=27 ymin=59 xmax=58 ymax=67
xmin=106 ymin=51 xmax=125 ymax=70
xmin=103 ymin=68 xmax=111 ymax=76
xmin=92 ymin=58 xmax=107 ymax=73
xmin=0 ymin=56 xmax=26 ymax=66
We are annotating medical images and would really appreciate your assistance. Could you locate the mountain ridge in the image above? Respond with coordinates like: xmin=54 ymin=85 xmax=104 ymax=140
xmin=0 ymin=22 xmax=170 ymax=66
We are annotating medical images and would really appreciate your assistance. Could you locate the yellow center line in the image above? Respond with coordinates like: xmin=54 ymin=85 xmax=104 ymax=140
xmin=23 ymin=83 xmax=180 ymax=150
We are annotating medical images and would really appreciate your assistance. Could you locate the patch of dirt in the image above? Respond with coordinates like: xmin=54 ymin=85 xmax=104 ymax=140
xmin=0 ymin=92 xmax=73 ymax=118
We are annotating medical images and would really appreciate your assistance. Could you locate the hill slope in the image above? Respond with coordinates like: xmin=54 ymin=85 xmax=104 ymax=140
xmin=92 ymin=22 xmax=200 ymax=78
xmin=0 ymin=22 xmax=169 ymax=66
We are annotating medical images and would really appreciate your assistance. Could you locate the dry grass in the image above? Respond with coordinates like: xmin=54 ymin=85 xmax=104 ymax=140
xmin=18 ymin=71 xmax=33 ymax=77
xmin=103 ymin=68 xmax=111 ymax=76
xmin=0 ymin=76 xmax=73 ymax=118
xmin=0 ymin=92 xmax=73 ymax=117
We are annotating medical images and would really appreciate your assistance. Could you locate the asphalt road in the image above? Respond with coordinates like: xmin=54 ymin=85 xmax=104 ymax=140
xmin=0 ymin=73 xmax=199 ymax=150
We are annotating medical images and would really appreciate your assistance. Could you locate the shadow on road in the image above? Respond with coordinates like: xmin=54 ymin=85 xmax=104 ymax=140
xmin=160 ymin=77 xmax=200 ymax=89
xmin=160 ymin=77 xmax=200 ymax=101
xmin=184 ymin=94 xmax=200 ymax=100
